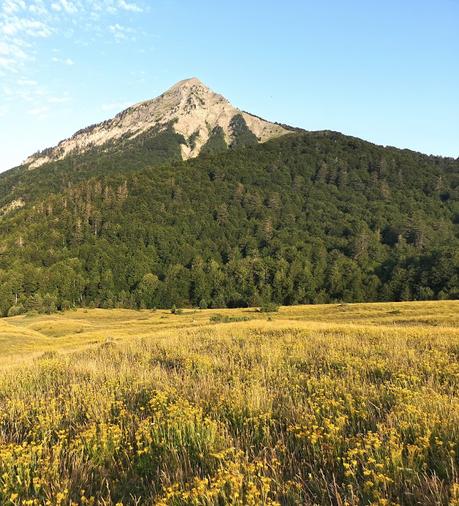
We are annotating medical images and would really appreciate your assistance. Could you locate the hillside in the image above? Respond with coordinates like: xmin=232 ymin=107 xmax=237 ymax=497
xmin=0 ymin=79 xmax=290 ymax=212
xmin=0 ymin=129 xmax=458 ymax=315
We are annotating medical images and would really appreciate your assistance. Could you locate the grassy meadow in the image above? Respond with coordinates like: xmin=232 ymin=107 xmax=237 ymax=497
xmin=0 ymin=301 xmax=458 ymax=505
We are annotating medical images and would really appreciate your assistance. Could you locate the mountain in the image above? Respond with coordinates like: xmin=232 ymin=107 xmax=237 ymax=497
xmin=24 ymin=78 xmax=288 ymax=169
xmin=0 ymin=80 xmax=458 ymax=315
xmin=0 ymin=78 xmax=289 ymax=211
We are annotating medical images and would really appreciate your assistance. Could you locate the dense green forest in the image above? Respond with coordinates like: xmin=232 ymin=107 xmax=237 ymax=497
xmin=0 ymin=131 xmax=458 ymax=315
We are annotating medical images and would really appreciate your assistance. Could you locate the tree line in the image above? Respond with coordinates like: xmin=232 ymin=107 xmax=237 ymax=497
xmin=0 ymin=131 xmax=457 ymax=315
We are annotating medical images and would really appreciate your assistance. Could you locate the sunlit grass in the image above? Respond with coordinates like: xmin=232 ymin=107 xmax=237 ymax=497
xmin=0 ymin=301 xmax=458 ymax=504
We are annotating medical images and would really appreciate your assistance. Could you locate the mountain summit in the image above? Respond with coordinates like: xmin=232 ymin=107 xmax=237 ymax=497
xmin=25 ymin=77 xmax=289 ymax=169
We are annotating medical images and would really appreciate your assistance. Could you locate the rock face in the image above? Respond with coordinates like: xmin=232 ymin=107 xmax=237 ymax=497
xmin=24 ymin=78 xmax=289 ymax=169
xmin=0 ymin=198 xmax=25 ymax=216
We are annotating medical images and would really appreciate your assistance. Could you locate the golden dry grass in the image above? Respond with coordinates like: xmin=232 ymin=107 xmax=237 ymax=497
xmin=0 ymin=300 xmax=458 ymax=505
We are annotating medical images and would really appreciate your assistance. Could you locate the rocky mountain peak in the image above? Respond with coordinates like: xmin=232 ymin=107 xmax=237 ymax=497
xmin=24 ymin=78 xmax=289 ymax=169
xmin=169 ymin=76 xmax=209 ymax=90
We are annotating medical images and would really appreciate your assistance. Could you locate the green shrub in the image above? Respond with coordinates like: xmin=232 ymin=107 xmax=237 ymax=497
xmin=7 ymin=304 xmax=25 ymax=317
xmin=210 ymin=314 xmax=251 ymax=323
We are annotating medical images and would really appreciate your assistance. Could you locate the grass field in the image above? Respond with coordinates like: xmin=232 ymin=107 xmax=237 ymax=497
xmin=0 ymin=301 xmax=458 ymax=505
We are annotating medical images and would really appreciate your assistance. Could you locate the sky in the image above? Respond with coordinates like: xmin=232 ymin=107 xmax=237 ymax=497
xmin=0 ymin=0 xmax=458 ymax=173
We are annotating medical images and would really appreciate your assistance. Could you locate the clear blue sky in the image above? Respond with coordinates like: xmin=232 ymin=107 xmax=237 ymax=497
xmin=0 ymin=0 xmax=458 ymax=172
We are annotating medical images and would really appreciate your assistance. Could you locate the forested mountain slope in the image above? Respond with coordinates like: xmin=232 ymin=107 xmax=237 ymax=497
xmin=0 ymin=78 xmax=288 ymax=209
xmin=0 ymin=131 xmax=458 ymax=315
